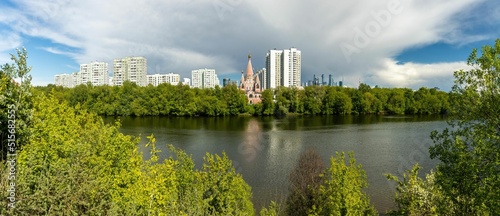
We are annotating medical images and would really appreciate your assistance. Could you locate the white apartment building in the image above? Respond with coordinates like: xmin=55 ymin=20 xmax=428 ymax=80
xmin=72 ymin=72 xmax=81 ymax=86
xmin=147 ymin=73 xmax=181 ymax=86
xmin=54 ymin=61 xmax=109 ymax=88
xmin=54 ymin=73 xmax=75 ymax=88
xmin=191 ymin=68 xmax=220 ymax=88
xmin=79 ymin=64 xmax=91 ymax=85
xmin=265 ymin=47 xmax=301 ymax=89
xmin=265 ymin=49 xmax=282 ymax=89
xmin=182 ymin=78 xmax=191 ymax=86
xmin=79 ymin=61 xmax=109 ymax=86
xmin=283 ymin=48 xmax=301 ymax=87
xmin=113 ymin=56 xmax=147 ymax=86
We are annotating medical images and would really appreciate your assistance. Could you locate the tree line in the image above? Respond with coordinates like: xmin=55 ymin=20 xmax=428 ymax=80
xmin=36 ymin=81 xmax=450 ymax=117
xmin=2 ymin=39 xmax=499 ymax=215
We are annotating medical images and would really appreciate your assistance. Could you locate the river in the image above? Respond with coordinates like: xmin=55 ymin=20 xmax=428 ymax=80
xmin=104 ymin=115 xmax=447 ymax=213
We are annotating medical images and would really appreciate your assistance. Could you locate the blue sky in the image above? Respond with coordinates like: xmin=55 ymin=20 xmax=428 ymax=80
xmin=1 ymin=0 xmax=499 ymax=90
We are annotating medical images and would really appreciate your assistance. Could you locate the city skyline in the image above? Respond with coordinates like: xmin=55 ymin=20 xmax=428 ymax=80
xmin=1 ymin=0 xmax=499 ymax=90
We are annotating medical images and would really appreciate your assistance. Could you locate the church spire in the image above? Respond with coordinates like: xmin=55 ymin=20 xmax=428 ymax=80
xmin=246 ymin=53 xmax=253 ymax=78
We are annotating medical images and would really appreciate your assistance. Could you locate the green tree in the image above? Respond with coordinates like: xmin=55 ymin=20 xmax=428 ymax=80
xmin=261 ymin=89 xmax=275 ymax=116
xmin=387 ymin=89 xmax=405 ymax=115
xmin=198 ymin=152 xmax=254 ymax=215
xmin=323 ymin=88 xmax=352 ymax=115
xmin=260 ymin=201 xmax=284 ymax=216
xmin=429 ymin=39 xmax=500 ymax=215
xmin=0 ymin=48 xmax=33 ymax=160
xmin=275 ymin=87 xmax=290 ymax=116
xmin=286 ymin=149 xmax=325 ymax=216
xmin=303 ymin=86 xmax=325 ymax=115
xmin=0 ymin=92 xmax=256 ymax=215
xmin=222 ymin=85 xmax=247 ymax=115
xmin=403 ymin=88 xmax=416 ymax=114
xmin=386 ymin=164 xmax=452 ymax=216
xmin=358 ymin=83 xmax=371 ymax=93
xmin=0 ymin=94 xmax=143 ymax=215
xmin=361 ymin=92 xmax=381 ymax=114
xmin=309 ymin=152 xmax=377 ymax=216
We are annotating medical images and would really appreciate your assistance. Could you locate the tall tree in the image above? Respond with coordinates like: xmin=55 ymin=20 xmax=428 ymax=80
xmin=286 ymin=149 xmax=325 ymax=216
xmin=309 ymin=152 xmax=377 ymax=216
xmin=430 ymin=39 xmax=500 ymax=214
xmin=0 ymin=48 xmax=33 ymax=160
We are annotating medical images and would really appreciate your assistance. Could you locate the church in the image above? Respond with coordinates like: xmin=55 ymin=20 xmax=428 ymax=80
xmin=240 ymin=54 xmax=262 ymax=104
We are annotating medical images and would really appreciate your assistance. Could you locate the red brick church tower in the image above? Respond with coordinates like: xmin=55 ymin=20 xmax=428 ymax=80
xmin=240 ymin=54 xmax=262 ymax=104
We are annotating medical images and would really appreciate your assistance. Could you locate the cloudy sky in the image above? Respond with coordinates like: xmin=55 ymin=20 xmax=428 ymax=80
xmin=1 ymin=0 xmax=499 ymax=90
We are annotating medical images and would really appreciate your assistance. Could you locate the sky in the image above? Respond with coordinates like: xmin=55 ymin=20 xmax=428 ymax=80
xmin=1 ymin=0 xmax=499 ymax=90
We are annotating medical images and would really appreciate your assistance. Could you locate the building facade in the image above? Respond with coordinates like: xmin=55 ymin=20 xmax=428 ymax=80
xmin=265 ymin=49 xmax=282 ymax=89
xmin=182 ymin=78 xmax=191 ymax=86
xmin=79 ymin=61 xmax=109 ymax=86
xmin=265 ymin=47 xmax=301 ymax=89
xmin=54 ymin=73 xmax=75 ymax=88
xmin=257 ymin=68 xmax=266 ymax=90
xmin=146 ymin=73 xmax=181 ymax=86
xmin=54 ymin=61 xmax=109 ymax=88
xmin=240 ymin=54 xmax=262 ymax=104
xmin=191 ymin=68 xmax=219 ymax=88
xmin=113 ymin=56 xmax=147 ymax=86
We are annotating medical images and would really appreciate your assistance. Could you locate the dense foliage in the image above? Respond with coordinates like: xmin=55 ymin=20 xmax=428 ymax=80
xmin=0 ymin=93 xmax=254 ymax=215
xmin=309 ymin=152 xmax=377 ymax=216
xmin=0 ymin=48 xmax=33 ymax=160
xmin=261 ymin=151 xmax=377 ymax=216
xmin=36 ymin=82 xmax=449 ymax=117
xmin=385 ymin=40 xmax=500 ymax=215
xmin=428 ymin=39 xmax=500 ymax=215
xmin=386 ymin=164 xmax=452 ymax=215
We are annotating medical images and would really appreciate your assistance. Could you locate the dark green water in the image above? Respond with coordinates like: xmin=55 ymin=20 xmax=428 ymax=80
xmin=104 ymin=115 xmax=447 ymax=213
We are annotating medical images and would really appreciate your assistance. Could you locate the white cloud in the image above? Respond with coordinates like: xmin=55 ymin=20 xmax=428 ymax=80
xmin=366 ymin=59 xmax=472 ymax=90
xmin=0 ymin=31 xmax=22 ymax=63
xmin=0 ymin=0 xmax=494 ymax=88
xmin=40 ymin=47 xmax=78 ymax=58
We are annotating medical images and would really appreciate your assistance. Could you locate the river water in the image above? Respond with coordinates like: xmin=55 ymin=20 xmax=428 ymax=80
xmin=104 ymin=115 xmax=447 ymax=213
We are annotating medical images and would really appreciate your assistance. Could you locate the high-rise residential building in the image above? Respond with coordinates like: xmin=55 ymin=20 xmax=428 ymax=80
xmin=79 ymin=64 xmax=91 ymax=85
xmin=283 ymin=48 xmax=301 ymax=87
xmin=72 ymin=72 xmax=81 ymax=86
xmin=191 ymin=68 xmax=219 ymax=88
xmin=54 ymin=73 xmax=75 ymax=88
xmin=265 ymin=47 xmax=301 ymax=89
xmin=79 ymin=61 xmax=109 ymax=86
xmin=257 ymin=68 xmax=266 ymax=90
xmin=265 ymin=49 xmax=282 ymax=89
xmin=146 ymin=73 xmax=181 ymax=86
xmin=182 ymin=78 xmax=191 ymax=86
xmin=55 ymin=61 xmax=109 ymax=88
xmin=113 ymin=56 xmax=147 ymax=86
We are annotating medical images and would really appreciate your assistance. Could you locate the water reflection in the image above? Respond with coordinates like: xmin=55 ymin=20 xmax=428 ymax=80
xmin=239 ymin=119 xmax=264 ymax=163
